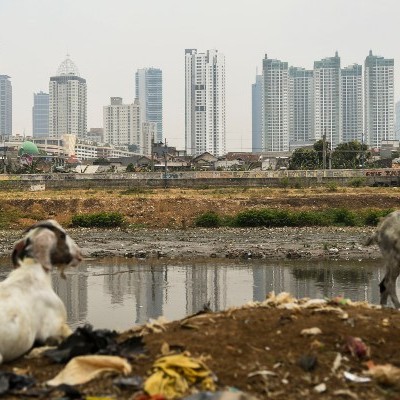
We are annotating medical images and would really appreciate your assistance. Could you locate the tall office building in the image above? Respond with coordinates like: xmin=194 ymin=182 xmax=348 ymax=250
xmin=288 ymin=67 xmax=314 ymax=145
xmin=103 ymin=97 xmax=141 ymax=148
xmin=314 ymin=52 xmax=341 ymax=147
xmin=185 ymin=49 xmax=226 ymax=156
xmin=262 ymin=55 xmax=289 ymax=152
xmin=341 ymin=64 xmax=363 ymax=143
xmin=32 ymin=91 xmax=49 ymax=137
xmin=0 ymin=75 xmax=12 ymax=138
xmin=135 ymin=68 xmax=163 ymax=143
xmin=364 ymin=51 xmax=394 ymax=148
xmin=395 ymin=100 xmax=400 ymax=140
xmin=252 ymin=74 xmax=263 ymax=152
xmin=49 ymin=56 xmax=87 ymax=138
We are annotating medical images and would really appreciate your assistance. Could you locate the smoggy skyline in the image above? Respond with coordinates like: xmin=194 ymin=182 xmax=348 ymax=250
xmin=1 ymin=0 xmax=399 ymax=151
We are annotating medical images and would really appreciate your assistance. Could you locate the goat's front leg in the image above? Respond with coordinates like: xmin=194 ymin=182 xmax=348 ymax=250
xmin=379 ymin=277 xmax=390 ymax=306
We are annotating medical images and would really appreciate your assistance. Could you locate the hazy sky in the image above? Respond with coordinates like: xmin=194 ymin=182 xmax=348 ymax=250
xmin=1 ymin=0 xmax=399 ymax=151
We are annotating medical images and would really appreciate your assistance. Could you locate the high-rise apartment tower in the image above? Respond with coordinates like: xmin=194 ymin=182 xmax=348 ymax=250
xmin=341 ymin=64 xmax=363 ymax=143
xmin=252 ymin=74 xmax=263 ymax=152
xmin=135 ymin=68 xmax=163 ymax=143
xmin=103 ymin=97 xmax=141 ymax=148
xmin=288 ymin=67 xmax=314 ymax=145
xmin=32 ymin=91 xmax=49 ymax=137
xmin=262 ymin=55 xmax=289 ymax=152
xmin=0 ymin=75 xmax=12 ymax=138
xmin=364 ymin=51 xmax=394 ymax=148
xmin=49 ymin=56 xmax=87 ymax=138
xmin=314 ymin=52 xmax=341 ymax=148
xmin=185 ymin=49 xmax=226 ymax=156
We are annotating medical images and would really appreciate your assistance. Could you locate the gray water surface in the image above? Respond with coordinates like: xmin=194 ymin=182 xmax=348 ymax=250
xmin=0 ymin=258 xmax=387 ymax=331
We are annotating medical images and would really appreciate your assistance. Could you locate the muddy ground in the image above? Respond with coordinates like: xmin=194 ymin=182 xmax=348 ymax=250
xmin=0 ymin=187 xmax=400 ymax=399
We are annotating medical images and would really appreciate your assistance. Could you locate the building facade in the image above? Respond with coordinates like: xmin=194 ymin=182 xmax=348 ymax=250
xmin=49 ymin=56 xmax=87 ymax=138
xmin=262 ymin=55 xmax=289 ymax=152
xmin=185 ymin=49 xmax=226 ymax=157
xmin=135 ymin=68 xmax=163 ymax=143
xmin=364 ymin=51 xmax=395 ymax=148
xmin=288 ymin=67 xmax=314 ymax=146
xmin=341 ymin=64 xmax=363 ymax=143
xmin=103 ymin=97 xmax=141 ymax=148
xmin=252 ymin=74 xmax=263 ymax=152
xmin=0 ymin=75 xmax=12 ymax=138
xmin=32 ymin=91 xmax=49 ymax=137
xmin=314 ymin=52 xmax=341 ymax=148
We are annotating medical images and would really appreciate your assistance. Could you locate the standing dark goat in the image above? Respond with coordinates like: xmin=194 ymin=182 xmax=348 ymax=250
xmin=366 ymin=210 xmax=400 ymax=308
xmin=0 ymin=220 xmax=82 ymax=363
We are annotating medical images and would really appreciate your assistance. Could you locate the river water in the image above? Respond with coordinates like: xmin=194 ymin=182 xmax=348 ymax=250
xmin=0 ymin=258 xmax=387 ymax=331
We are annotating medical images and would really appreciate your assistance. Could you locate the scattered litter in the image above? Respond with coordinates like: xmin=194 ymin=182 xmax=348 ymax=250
xmin=298 ymin=354 xmax=318 ymax=372
xmin=247 ymin=370 xmax=277 ymax=378
xmin=113 ymin=375 xmax=143 ymax=390
xmin=344 ymin=337 xmax=370 ymax=360
xmin=382 ymin=318 xmax=390 ymax=327
xmin=142 ymin=316 xmax=170 ymax=334
xmin=333 ymin=389 xmax=359 ymax=399
xmin=47 ymin=355 xmax=132 ymax=386
xmin=331 ymin=353 xmax=343 ymax=374
xmin=301 ymin=327 xmax=322 ymax=336
xmin=144 ymin=353 xmax=216 ymax=399
xmin=25 ymin=346 xmax=56 ymax=359
xmin=313 ymin=383 xmax=327 ymax=393
xmin=0 ymin=371 xmax=35 ymax=395
xmin=365 ymin=362 xmax=400 ymax=387
xmin=343 ymin=371 xmax=371 ymax=383
xmin=183 ymin=390 xmax=258 ymax=399
xmin=44 ymin=324 xmax=117 ymax=363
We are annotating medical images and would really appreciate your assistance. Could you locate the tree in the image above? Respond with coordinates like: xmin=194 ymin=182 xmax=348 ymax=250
xmin=331 ymin=141 xmax=369 ymax=169
xmin=289 ymin=148 xmax=319 ymax=170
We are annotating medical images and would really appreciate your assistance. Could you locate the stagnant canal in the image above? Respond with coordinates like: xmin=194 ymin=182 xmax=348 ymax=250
xmin=0 ymin=258 xmax=388 ymax=330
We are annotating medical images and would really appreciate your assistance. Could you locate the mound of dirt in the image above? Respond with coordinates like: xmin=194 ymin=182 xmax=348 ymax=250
xmin=3 ymin=295 xmax=400 ymax=399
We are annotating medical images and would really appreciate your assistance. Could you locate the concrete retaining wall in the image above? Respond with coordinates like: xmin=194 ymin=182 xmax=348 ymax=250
xmin=0 ymin=169 xmax=398 ymax=190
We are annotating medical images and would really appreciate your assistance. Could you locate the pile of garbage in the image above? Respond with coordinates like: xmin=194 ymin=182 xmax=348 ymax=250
xmin=2 ymin=292 xmax=400 ymax=399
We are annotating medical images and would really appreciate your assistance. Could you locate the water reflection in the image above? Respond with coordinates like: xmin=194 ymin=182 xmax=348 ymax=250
xmin=0 ymin=258 xmax=387 ymax=331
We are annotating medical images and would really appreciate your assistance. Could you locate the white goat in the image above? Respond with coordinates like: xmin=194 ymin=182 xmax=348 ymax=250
xmin=366 ymin=210 xmax=400 ymax=308
xmin=0 ymin=220 xmax=82 ymax=363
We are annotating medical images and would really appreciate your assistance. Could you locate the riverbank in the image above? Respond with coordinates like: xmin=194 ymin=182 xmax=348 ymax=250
xmin=0 ymin=225 xmax=380 ymax=262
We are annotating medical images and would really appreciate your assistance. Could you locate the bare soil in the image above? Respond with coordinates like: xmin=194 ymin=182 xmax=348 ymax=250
xmin=1 ymin=187 xmax=400 ymax=399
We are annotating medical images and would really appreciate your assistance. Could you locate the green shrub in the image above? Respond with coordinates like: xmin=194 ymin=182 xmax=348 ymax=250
xmin=234 ymin=209 xmax=291 ymax=227
xmin=326 ymin=181 xmax=338 ymax=192
xmin=195 ymin=211 xmax=221 ymax=227
xmin=363 ymin=209 xmax=393 ymax=226
xmin=349 ymin=177 xmax=365 ymax=187
xmin=329 ymin=208 xmax=357 ymax=226
xmin=71 ymin=212 xmax=124 ymax=228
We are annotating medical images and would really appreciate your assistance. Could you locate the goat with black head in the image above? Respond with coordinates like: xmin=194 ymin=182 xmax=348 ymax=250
xmin=0 ymin=220 xmax=82 ymax=363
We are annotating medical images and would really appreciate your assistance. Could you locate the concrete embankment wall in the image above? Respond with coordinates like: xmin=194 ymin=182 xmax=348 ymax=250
xmin=0 ymin=169 xmax=398 ymax=190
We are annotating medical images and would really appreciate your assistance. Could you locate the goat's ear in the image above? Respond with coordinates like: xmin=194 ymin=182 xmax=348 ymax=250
xmin=11 ymin=238 xmax=27 ymax=268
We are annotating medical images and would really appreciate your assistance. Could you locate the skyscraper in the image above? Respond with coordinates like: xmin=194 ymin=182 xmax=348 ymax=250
xmin=364 ymin=51 xmax=394 ymax=148
xmin=32 ymin=91 xmax=49 ymax=137
xmin=49 ymin=56 xmax=87 ymax=138
xmin=341 ymin=64 xmax=363 ymax=143
xmin=103 ymin=97 xmax=141 ymax=148
xmin=288 ymin=67 xmax=314 ymax=145
xmin=135 ymin=68 xmax=163 ymax=143
xmin=185 ymin=49 xmax=226 ymax=156
xmin=314 ymin=52 xmax=341 ymax=147
xmin=262 ymin=55 xmax=289 ymax=152
xmin=395 ymin=100 xmax=400 ymax=140
xmin=252 ymin=74 xmax=263 ymax=152
xmin=0 ymin=75 xmax=12 ymax=138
